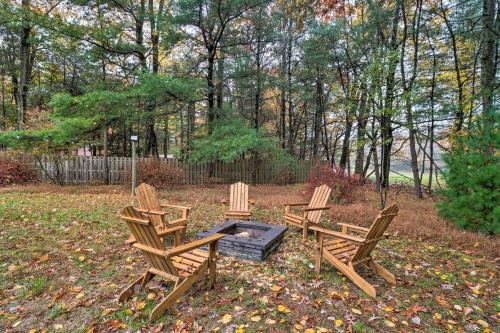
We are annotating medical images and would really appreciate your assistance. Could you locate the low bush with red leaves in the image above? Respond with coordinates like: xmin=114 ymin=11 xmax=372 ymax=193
xmin=307 ymin=164 xmax=361 ymax=203
xmin=0 ymin=158 xmax=38 ymax=187
xmin=127 ymin=158 xmax=185 ymax=190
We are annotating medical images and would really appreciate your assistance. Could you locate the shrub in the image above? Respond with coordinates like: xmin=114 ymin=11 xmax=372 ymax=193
xmin=0 ymin=157 xmax=38 ymax=187
xmin=129 ymin=158 xmax=185 ymax=190
xmin=436 ymin=117 xmax=499 ymax=235
xmin=307 ymin=163 xmax=360 ymax=203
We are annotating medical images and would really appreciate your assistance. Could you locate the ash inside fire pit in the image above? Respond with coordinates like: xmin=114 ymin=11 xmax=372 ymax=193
xmin=197 ymin=220 xmax=287 ymax=261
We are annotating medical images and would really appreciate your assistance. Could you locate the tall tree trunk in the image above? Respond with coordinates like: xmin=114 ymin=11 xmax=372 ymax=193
xmin=480 ymin=0 xmax=497 ymax=138
xmin=401 ymin=0 xmax=423 ymax=198
xmin=286 ymin=20 xmax=294 ymax=152
xmin=427 ymin=28 xmax=437 ymax=192
xmin=312 ymin=66 xmax=323 ymax=159
xmin=207 ymin=48 xmax=216 ymax=134
xmin=279 ymin=24 xmax=287 ymax=149
xmin=442 ymin=6 xmax=465 ymax=133
xmin=339 ymin=109 xmax=353 ymax=169
xmin=216 ymin=43 xmax=224 ymax=109
xmin=379 ymin=0 xmax=402 ymax=207
xmin=354 ymin=86 xmax=368 ymax=176
xmin=17 ymin=0 xmax=35 ymax=130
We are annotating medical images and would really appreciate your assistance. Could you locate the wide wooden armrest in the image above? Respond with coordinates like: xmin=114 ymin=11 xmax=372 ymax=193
xmin=157 ymin=225 xmax=186 ymax=237
xmin=284 ymin=202 xmax=309 ymax=207
xmin=133 ymin=243 xmax=169 ymax=257
xmin=135 ymin=208 xmax=166 ymax=216
xmin=161 ymin=203 xmax=191 ymax=211
xmin=303 ymin=206 xmax=331 ymax=212
xmin=166 ymin=234 xmax=225 ymax=257
xmin=308 ymin=225 xmax=366 ymax=244
xmin=168 ymin=218 xmax=188 ymax=226
xmin=337 ymin=223 xmax=390 ymax=237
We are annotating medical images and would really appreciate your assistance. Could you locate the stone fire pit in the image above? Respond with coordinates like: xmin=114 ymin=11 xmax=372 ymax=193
xmin=197 ymin=220 xmax=287 ymax=261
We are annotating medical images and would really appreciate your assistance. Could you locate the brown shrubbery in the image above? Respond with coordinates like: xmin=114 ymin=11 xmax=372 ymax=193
xmin=0 ymin=157 xmax=38 ymax=187
xmin=306 ymin=164 xmax=361 ymax=203
xmin=128 ymin=158 xmax=185 ymax=190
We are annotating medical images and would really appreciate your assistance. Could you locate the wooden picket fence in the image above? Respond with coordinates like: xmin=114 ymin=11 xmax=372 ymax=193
xmin=34 ymin=156 xmax=327 ymax=185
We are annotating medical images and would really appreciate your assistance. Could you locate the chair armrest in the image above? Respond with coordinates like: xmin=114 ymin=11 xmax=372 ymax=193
xmin=284 ymin=202 xmax=310 ymax=207
xmin=166 ymin=234 xmax=225 ymax=257
xmin=337 ymin=223 xmax=369 ymax=232
xmin=303 ymin=206 xmax=331 ymax=212
xmin=337 ymin=223 xmax=390 ymax=237
xmin=168 ymin=218 xmax=188 ymax=226
xmin=308 ymin=225 xmax=366 ymax=244
xmin=157 ymin=225 xmax=186 ymax=237
xmin=133 ymin=243 xmax=169 ymax=257
xmin=161 ymin=203 xmax=191 ymax=211
xmin=136 ymin=208 xmax=166 ymax=216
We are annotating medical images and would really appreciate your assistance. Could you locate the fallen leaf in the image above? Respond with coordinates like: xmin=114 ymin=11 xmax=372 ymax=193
xmin=250 ymin=315 xmax=261 ymax=322
xmin=477 ymin=320 xmax=489 ymax=328
xmin=270 ymin=285 xmax=283 ymax=292
xmin=136 ymin=301 xmax=146 ymax=310
xmin=384 ymin=320 xmax=395 ymax=328
xmin=351 ymin=308 xmax=362 ymax=315
xmin=219 ymin=314 xmax=232 ymax=324
xmin=277 ymin=304 xmax=291 ymax=313
xmin=335 ymin=319 xmax=343 ymax=327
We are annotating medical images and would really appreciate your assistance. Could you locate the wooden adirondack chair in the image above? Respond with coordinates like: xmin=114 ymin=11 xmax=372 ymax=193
xmin=284 ymin=184 xmax=332 ymax=240
xmin=222 ymin=182 xmax=255 ymax=220
xmin=135 ymin=183 xmax=191 ymax=245
xmin=119 ymin=206 xmax=224 ymax=320
xmin=309 ymin=204 xmax=399 ymax=298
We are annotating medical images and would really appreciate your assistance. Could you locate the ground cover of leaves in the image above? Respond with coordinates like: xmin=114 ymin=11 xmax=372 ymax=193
xmin=0 ymin=184 xmax=498 ymax=333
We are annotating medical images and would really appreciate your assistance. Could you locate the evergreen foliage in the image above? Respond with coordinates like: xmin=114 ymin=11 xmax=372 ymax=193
xmin=436 ymin=114 xmax=500 ymax=235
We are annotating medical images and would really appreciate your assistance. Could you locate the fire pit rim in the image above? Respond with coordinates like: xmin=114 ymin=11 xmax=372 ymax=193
xmin=197 ymin=220 xmax=288 ymax=251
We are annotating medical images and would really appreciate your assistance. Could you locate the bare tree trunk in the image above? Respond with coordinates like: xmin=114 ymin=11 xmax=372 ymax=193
xmin=379 ymin=0 xmax=402 ymax=207
xmin=312 ymin=66 xmax=323 ymax=159
xmin=17 ymin=0 xmax=35 ymax=129
xmin=442 ymin=5 xmax=465 ymax=133
xmin=400 ymin=0 xmax=423 ymax=198
xmin=354 ymin=86 xmax=368 ymax=176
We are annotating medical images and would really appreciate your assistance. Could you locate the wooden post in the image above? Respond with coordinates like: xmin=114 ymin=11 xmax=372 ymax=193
xmin=131 ymin=135 xmax=138 ymax=195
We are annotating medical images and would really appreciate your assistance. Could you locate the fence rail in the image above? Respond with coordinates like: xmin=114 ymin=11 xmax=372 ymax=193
xmin=34 ymin=156 xmax=327 ymax=185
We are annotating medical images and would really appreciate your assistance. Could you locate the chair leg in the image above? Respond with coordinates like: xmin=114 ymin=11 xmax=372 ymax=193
xmin=369 ymin=261 xmax=396 ymax=284
xmin=150 ymin=275 xmax=198 ymax=320
xmin=302 ymin=220 xmax=308 ymax=241
xmin=208 ymin=242 xmax=218 ymax=289
xmin=314 ymin=234 xmax=323 ymax=274
xmin=119 ymin=272 xmax=153 ymax=302
xmin=323 ymin=252 xmax=376 ymax=298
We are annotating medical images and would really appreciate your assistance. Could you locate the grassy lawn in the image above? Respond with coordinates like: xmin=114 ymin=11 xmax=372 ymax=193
xmin=0 ymin=184 xmax=498 ymax=332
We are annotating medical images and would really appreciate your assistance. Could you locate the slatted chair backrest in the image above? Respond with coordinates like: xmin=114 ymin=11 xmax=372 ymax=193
xmin=351 ymin=204 xmax=399 ymax=262
xmin=135 ymin=183 xmax=163 ymax=228
xmin=120 ymin=206 xmax=177 ymax=277
xmin=307 ymin=184 xmax=332 ymax=223
xmin=229 ymin=182 xmax=249 ymax=212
